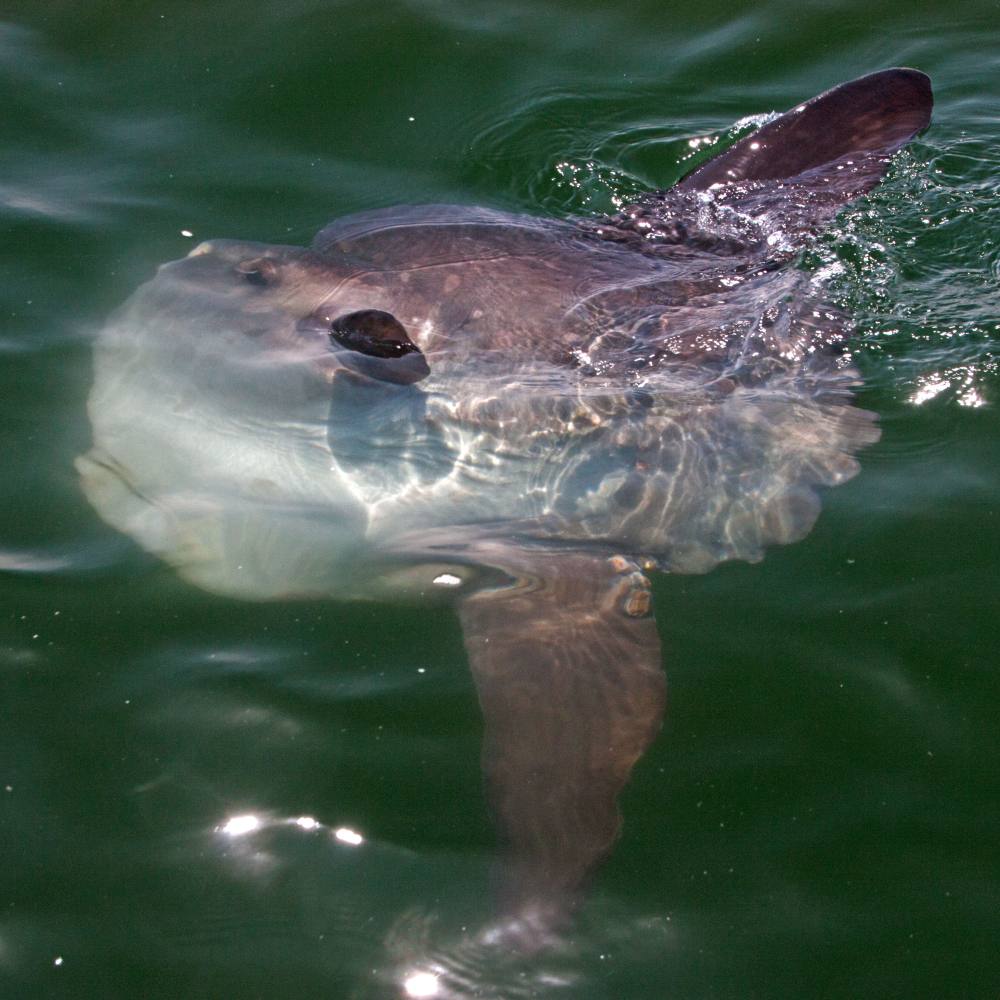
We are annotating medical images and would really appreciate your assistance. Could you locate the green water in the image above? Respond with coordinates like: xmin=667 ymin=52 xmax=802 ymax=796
xmin=2 ymin=2 xmax=999 ymax=997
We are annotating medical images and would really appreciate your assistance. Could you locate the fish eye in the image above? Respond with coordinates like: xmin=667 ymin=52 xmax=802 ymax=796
xmin=329 ymin=309 xmax=420 ymax=360
xmin=236 ymin=258 xmax=279 ymax=287
xmin=326 ymin=309 xmax=430 ymax=385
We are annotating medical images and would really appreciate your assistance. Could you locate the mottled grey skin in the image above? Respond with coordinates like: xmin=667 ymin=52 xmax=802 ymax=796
xmin=78 ymin=70 xmax=931 ymax=948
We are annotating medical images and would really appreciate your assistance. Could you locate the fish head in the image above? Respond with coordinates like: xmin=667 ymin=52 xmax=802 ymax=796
xmin=130 ymin=237 xmax=432 ymax=401
xmin=76 ymin=237 xmax=494 ymax=601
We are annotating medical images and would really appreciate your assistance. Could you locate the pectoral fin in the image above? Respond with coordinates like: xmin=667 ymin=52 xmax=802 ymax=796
xmin=456 ymin=550 xmax=666 ymax=946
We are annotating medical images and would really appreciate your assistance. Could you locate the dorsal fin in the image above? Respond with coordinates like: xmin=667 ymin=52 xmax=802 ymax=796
xmin=677 ymin=68 xmax=932 ymax=193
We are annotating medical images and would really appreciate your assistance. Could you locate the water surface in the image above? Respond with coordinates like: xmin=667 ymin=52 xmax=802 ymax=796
xmin=2 ymin=2 xmax=999 ymax=997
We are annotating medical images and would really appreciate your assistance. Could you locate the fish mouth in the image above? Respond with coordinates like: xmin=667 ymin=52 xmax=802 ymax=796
xmin=76 ymin=447 xmax=154 ymax=512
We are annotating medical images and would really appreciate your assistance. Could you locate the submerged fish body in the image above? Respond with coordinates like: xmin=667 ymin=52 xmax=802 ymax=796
xmin=78 ymin=69 xmax=932 ymax=945
xmin=78 ymin=201 xmax=874 ymax=595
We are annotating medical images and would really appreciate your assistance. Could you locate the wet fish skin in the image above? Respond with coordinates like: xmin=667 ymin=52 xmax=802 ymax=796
xmin=77 ymin=69 xmax=932 ymax=949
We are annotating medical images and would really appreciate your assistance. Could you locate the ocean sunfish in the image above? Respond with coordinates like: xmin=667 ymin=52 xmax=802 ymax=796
xmin=77 ymin=69 xmax=932 ymax=947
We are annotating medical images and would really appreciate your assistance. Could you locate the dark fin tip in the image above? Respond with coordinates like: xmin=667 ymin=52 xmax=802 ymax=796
xmin=677 ymin=68 xmax=933 ymax=192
